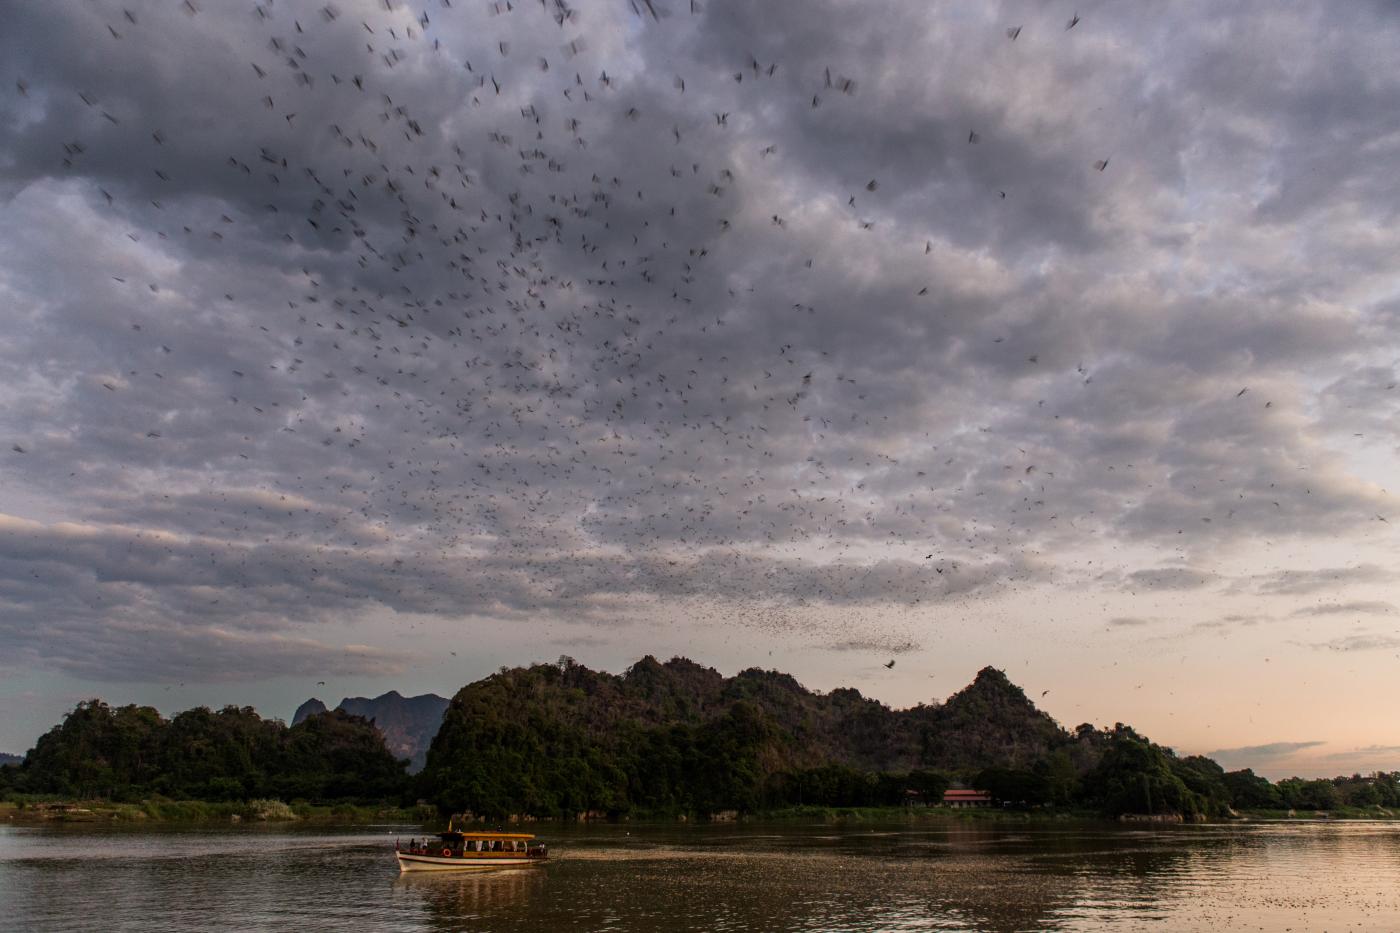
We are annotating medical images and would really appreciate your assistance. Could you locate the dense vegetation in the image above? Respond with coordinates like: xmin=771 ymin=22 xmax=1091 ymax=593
xmin=5 ymin=658 xmax=1398 ymax=822
xmin=417 ymin=657 xmax=1400 ymax=821
xmin=419 ymin=657 xmax=1081 ymax=818
xmin=0 ymin=701 xmax=407 ymax=803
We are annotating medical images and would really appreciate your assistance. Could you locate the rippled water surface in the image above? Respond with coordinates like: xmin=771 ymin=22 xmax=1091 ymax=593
xmin=3 ymin=819 xmax=1399 ymax=931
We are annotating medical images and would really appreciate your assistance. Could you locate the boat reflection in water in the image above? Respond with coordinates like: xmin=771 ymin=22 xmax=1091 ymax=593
xmin=395 ymin=865 xmax=546 ymax=921
xmin=395 ymin=826 xmax=548 ymax=873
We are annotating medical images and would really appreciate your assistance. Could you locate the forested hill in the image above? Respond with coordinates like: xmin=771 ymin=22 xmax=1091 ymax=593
xmin=420 ymin=658 xmax=1397 ymax=820
xmin=3 ymin=703 xmax=407 ymax=802
xmin=434 ymin=656 xmax=1068 ymax=772
xmin=422 ymin=657 xmax=1095 ymax=817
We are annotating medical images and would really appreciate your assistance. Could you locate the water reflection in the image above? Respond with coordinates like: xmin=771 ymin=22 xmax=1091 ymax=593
xmin=396 ymin=867 xmax=546 ymax=919
xmin=4 ymin=821 xmax=1400 ymax=931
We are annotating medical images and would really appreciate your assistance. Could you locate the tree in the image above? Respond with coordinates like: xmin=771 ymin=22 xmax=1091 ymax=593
xmin=1081 ymin=728 xmax=1209 ymax=817
xmin=1297 ymin=779 xmax=1341 ymax=810
xmin=1171 ymin=755 xmax=1231 ymax=813
xmin=1037 ymin=750 xmax=1080 ymax=805
xmin=14 ymin=700 xmax=406 ymax=803
xmin=974 ymin=767 xmax=1050 ymax=806
xmin=1222 ymin=769 xmax=1281 ymax=809
xmin=20 ymin=701 xmax=163 ymax=799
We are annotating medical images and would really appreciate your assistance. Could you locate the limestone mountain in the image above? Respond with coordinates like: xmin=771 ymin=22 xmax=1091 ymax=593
xmin=292 ymin=698 xmax=328 ymax=725
xmin=420 ymin=656 xmax=1091 ymax=817
xmin=292 ymin=691 xmax=448 ymax=773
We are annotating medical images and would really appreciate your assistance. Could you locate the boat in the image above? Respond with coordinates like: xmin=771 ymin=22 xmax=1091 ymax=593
xmin=395 ymin=827 xmax=549 ymax=872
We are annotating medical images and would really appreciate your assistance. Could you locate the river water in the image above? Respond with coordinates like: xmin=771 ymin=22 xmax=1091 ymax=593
xmin=2 ymin=819 xmax=1398 ymax=931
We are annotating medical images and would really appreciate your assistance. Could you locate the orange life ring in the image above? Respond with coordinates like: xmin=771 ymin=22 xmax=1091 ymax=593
xmin=442 ymin=848 xmax=452 ymax=858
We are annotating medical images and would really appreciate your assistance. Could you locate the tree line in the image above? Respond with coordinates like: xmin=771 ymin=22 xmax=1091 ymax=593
xmin=418 ymin=675 xmax=1400 ymax=820
xmin=0 ymin=700 xmax=407 ymax=802
xmin=5 ymin=677 xmax=1398 ymax=821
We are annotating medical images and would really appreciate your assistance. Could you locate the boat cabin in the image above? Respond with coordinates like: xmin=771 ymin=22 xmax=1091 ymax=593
xmin=398 ymin=831 xmax=546 ymax=860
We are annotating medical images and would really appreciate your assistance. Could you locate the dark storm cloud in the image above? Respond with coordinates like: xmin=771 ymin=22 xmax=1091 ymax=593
xmin=3 ymin=0 xmax=1400 ymax=679
xmin=0 ymin=510 xmax=1029 ymax=679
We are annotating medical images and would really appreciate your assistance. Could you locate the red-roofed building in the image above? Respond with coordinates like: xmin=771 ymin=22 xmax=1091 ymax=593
xmin=942 ymin=789 xmax=992 ymax=808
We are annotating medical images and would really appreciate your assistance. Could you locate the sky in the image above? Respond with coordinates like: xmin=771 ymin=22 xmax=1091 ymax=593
xmin=2 ymin=0 xmax=1399 ymax=781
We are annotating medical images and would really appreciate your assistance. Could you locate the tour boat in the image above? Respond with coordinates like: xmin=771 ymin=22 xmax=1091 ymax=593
xmin=395 ymin=828 xmax=548 ymax=872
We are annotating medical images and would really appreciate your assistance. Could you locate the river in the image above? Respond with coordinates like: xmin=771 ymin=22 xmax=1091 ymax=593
xmin=2 ymin=819 xmax=1398 ymax=931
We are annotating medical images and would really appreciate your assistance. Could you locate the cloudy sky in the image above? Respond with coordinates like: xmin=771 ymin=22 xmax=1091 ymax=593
xmin=2 ymin=0 xmax=1399 ymax=779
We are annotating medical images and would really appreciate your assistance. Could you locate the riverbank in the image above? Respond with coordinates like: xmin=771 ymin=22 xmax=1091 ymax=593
xmin=0 ymin=796 xmax=433 ymax=825
xmin=682 ymin=805 xmax=1393 ymax=823
xmin=752 ymin=805 xmax=1106 ymax=823
xmin=7 ymin=796 xmax=1397 ymax=826
xmin=455 ymin=804 xmax=1400 ymax=825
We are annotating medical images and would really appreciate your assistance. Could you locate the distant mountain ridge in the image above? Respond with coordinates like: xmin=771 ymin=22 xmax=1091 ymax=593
xmin=293 ymin=691 xmax=448 ymax=772
xmin=0 ymin=752 xmax=21 ymax=768
xmin=292 ymin=698 xmax=328 ymax=723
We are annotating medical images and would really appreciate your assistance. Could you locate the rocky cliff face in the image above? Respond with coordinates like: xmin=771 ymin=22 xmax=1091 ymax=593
xmin=337 ymin=691 xmax=449 ymax=772
xmin=291 ymin=692 xmax=447 ymax=772
xmin=292 ymin=697 xmax=328 ymax=725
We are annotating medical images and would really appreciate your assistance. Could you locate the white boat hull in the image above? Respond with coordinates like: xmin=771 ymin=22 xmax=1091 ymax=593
xmin=396 ymin=852 xmax=544 ymax=872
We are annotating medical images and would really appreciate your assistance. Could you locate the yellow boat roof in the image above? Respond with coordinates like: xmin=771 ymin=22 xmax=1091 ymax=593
xmin=436 ymin=831 xmax=535 ymax=840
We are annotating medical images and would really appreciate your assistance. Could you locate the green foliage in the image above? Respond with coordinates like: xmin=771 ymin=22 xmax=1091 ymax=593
xmin=11 ymin=701 xmax=407 ymax=803
xmin=974 ymin=767 xmax=1050 ymax=806
xmin=21 ymin=701 xmax=164 ymax=800
xmin=426 ymin=659 xmax=1361 ymax=822
xmin=420 ymin=661 xmax=965 ymax=817
xmin=1222 ymin=769 xmax=1281 ymax=809
xmin=1170 ymin=755 xmax=1232 ymax=815
xmin=905 ymin=769 xmax=952 ymax=801
xmin=155 ymin=706 xmax=281 ymax=799
xmin=1081 ymin=726 xmax=1216 ymax=817
xmin=1276 ymin=777 xmax=1342 ymax=810
xmin=1038 ymin=749 xmax=1080 ymax=805
xmin=1333 ymin=773 xmax=1400 ymax=808
xmin=16 ymin=660 xmax=1381 ymax=824
xmin=913 ymin=667 xmax=1070 ymax=773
